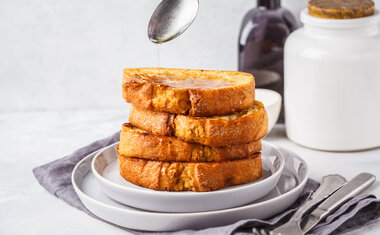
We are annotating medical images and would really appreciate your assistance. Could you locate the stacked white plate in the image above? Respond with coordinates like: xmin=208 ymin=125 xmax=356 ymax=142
xmin=72 ymin=141 xmax=308 ymax=231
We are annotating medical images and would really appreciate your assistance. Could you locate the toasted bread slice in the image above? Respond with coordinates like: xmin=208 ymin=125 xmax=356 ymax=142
xmin=118 ymin=153 xmax=262 ymax=192
xmin=129 ymin=101 xmax=268 ymax=146
xmin=119 ymin=123 xmax=262 ymax=162
xmin=122 ymin=68 xmax=255 ymax=116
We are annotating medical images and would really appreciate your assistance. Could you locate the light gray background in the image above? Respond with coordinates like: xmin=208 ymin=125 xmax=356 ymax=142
xmin=1 ymin=0 xmax=379 ymax=112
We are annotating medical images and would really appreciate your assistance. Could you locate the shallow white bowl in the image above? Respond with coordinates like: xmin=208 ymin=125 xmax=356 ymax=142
xmin=92 ymin=141 xmax=285 ymax=213
xmin=255 ymin=89 xmax=282 ymax=133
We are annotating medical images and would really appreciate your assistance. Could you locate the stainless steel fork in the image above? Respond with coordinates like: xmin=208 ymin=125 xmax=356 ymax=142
xmin=252 ymin=174 xmax=347 ymax=235
xmin=252 ymin=173 xmax=376 ymax=235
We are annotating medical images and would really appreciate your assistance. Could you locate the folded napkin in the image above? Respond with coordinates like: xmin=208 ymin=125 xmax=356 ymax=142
xmin=33 ymin=133 xmax=380 ymax=235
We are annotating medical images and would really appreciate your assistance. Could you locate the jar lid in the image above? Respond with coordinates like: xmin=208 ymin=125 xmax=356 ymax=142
xmin=301 ymin=9 xmax=380 ymax=29
xmin=308 ymin=0 xmax=375 ymax=19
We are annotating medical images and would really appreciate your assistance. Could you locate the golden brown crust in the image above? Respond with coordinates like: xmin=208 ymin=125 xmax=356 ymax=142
xmin=129 ymin=104 xmax=175 ymax=136
xmin=129 ymin=101 xmax=268 ymax=146
xmin=118 ymin=153 xmax=263 ymax=192
xmin=308 ymin=0 xmax=375 ymax=19
xmin=122 ymin=68 xmax=255 ymax=116
xmin=119 ymin=123 xmax=262 ymax=162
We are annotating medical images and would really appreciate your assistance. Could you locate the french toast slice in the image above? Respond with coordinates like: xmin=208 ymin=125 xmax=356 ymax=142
xmin=129 ymin=101 xmax=268 ymax=146
xmin=122 ymin=68 xmax=255 ymax=116
xmin=119 ymin=123 xmax=262 ymax=162
xmin=118 ymin=153 xmax=262 ymax=192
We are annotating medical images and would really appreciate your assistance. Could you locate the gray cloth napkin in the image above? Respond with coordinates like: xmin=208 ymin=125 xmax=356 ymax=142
xmin=33 ymin=132 xmax=380 ymax=235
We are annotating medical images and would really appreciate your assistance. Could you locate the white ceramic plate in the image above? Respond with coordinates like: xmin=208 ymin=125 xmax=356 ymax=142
xmin=72 ymin=145 xmax=308 ymax=231
xmin=91 ymin=141 xmax=285 ymax=213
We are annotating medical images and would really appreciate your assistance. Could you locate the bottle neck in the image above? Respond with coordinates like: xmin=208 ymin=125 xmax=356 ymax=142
xmin=257 ymin=0 xmax=281 ymax=9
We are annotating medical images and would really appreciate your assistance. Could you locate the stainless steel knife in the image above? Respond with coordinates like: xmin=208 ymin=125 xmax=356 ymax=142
xmin=302 ymin=172 xmax=376 ymax=233
xmin=270 ymin=174 xmax=347 ymax=235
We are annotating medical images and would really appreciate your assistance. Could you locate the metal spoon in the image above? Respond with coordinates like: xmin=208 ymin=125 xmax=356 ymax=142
xmin=148 ymin=0 xmax=199 ymax=44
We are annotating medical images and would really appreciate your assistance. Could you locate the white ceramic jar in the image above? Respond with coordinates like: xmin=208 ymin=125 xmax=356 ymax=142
xmin=284 ymin=9 xmax=380 ymax=151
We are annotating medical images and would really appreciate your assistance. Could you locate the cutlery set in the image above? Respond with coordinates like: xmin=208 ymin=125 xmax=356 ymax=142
xmin=252 ymin=173 xmax=376 ymax=235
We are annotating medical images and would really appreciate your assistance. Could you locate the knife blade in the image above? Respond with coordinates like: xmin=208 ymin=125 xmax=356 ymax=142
xmin=302 ymin=172 xmax=376 ymax=233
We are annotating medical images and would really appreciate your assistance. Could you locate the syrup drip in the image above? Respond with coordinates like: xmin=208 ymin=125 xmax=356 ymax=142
xmin=157 ymin=45 xmax=160 ymax=68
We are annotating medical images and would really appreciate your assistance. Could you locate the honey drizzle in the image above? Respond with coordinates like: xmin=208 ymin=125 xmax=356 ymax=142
xmin=157 ymin=45 xmax=160 ymax=68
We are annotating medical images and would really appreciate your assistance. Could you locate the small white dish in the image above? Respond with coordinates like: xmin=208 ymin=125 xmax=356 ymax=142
xmin=91 ymin=141 xmax=285 ymax=213
xmin=72 ymin=145 xmax=308 ymax=231
xmin=255 ymin=88 xmax=282 ymax=133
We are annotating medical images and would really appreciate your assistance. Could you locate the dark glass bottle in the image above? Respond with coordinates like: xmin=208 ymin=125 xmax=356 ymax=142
xmin=238 ymin=0 xmax=298 ymax=122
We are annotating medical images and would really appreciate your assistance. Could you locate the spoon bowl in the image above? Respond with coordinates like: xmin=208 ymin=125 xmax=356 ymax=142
xmin=148 ymin=0 xmax=199 ymax=44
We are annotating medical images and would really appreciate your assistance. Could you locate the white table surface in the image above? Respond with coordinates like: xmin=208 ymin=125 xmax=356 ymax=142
xmin=1 ymin=109 xmax=379 ymax=235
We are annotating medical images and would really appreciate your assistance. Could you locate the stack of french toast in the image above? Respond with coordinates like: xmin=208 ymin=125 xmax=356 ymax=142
xmin=118 ymin=68 xmax=268 ymax=192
